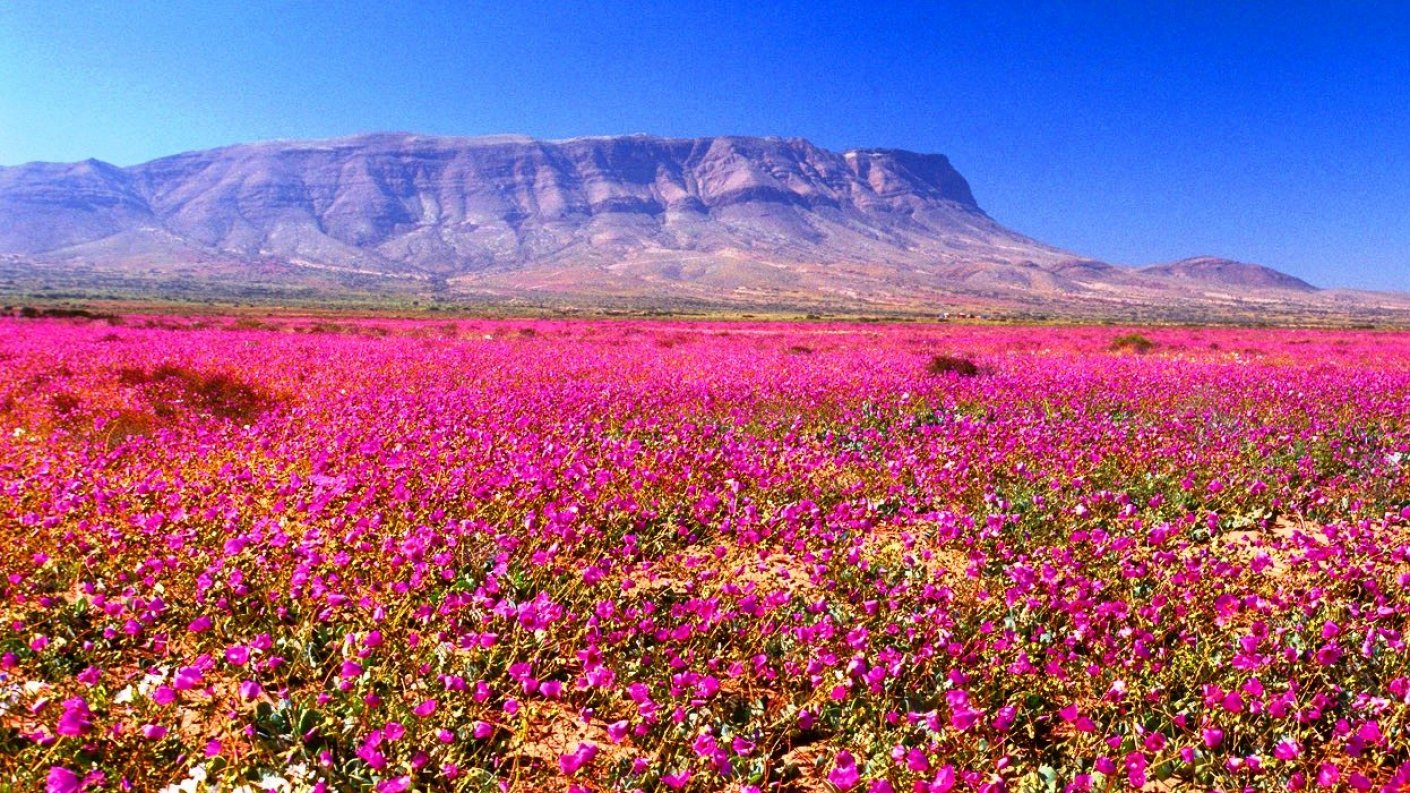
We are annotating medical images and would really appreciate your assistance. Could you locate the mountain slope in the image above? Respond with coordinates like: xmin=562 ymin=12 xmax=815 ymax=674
xmin=2 ymin=132 xmax=1395 ymax=320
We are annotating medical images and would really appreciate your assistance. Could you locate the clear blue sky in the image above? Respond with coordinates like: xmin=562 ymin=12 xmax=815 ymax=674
xmin=2 ymin=1 xmax=1408 ymax=289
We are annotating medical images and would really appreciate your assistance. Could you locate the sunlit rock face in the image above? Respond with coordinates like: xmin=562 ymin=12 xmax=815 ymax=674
xmin=1 ymin=133 xmax=1338 ymax=314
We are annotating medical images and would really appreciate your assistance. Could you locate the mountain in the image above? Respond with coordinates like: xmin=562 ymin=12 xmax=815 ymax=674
xmin=1139 ymin=256 xmax=1316 ymax=292
xmin=0 ymin=133 xmax=1402 ymax=320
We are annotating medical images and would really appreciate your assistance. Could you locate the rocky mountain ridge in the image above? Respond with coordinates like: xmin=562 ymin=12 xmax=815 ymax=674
xmin=1 ymin=133 xmax=1400 ymax=320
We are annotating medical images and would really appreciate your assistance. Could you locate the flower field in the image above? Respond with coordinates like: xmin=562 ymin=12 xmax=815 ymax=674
xmin=3 ymin=315 xmax=1410 ymax=792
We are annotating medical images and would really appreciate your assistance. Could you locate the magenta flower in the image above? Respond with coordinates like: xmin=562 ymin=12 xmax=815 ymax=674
xmin=55 ymin=698 xmax=92 ymax=737
xmin=930 ymin=765 xmax=956 ymax=793
xmin=661 ymin=770 xmax=691 ymax=789
xmin=413 ymin=699 xmax=437 ymax=718
xmin=225 ymin=645 xmax=250 ymax=666
xmin=1357 ymin=720 xmax=1384 ymax=745
xmin=828 ymin=750 xmax=860 ymax=790
xmin=140 ymin=724 xmax=168 ymax=740
xmin=558 ymin=742 xmax=599 ymax=775
xmin=46 ymin=766 xmax=81 ymax=793
xmin=1221 ymin=691 xmax=1244 ymax=713
xmin=375 ymin=777 xmax=410 ymax=793
xmin=1125 ymin=752 xmax=1148 ymax=788
xmin=172 ymin=666 xmax=204 ymax=690
xmin=1316 ymin=643 xmax=1343 ymax=666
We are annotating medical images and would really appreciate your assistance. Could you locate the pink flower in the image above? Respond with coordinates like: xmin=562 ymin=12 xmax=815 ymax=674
xmin=56 ymin=698 xmax=92 ymax=737
xmin=661 ymin=770 xmax=692 ymax=789
xmin=1125 ymin=752 xmax=1148 ymax=788
xmin=341 ymin=660 xmax=363 ymax=678
xmin=375 ymin=777 xmax=409 ymax=793
xmin=1317 ymin=763 xmax=1340 ymax=788
xmin=1202 ymin=727 xmax=1224 ymax=748
xmin=140 ymin=724 xmax=168 ymax=740
xmin=413 ymin=699 xmax=437 ymax=718
xmin=238 ymin=680 xmax=262 ymax=700
xmin=1316 ymin=643 xmax=1343 ymax=666
xmin=1273 ymin=739 xmax=1300 ymax=760
xmin=828 ymin=750 xmax=860 ymax=790
xmin=946 ymin=690 xmax=982 ymax=731
xmin=472 ymin=721 xmax=494 ymax=739
xmin=187 ymin=615 xmax=212 ymax=633
xmin=172 ymin=666 xmax=204 ymax=690
xmin=47 ymin=766 xmax=81 ymax=793
xmin=992 ymin=705 xmax=1017 ymax=731
xmin=1357 ymin=720 xmax=1384 ymax=745
xmin=607 ymin=720 xmax=629 ymax=743
xmin=225 ymin=645 xmax=250 ymax=666
xmin=559 ymin=742 xmax=599 ymax=775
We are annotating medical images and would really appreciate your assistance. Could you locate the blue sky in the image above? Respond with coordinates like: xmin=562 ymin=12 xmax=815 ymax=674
xmin=1 ymin=1 xmax=1407 ymax=289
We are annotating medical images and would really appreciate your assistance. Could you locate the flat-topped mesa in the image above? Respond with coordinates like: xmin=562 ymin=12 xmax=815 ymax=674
xmin=1 ymin=132 xmax=1342 ymax=314
xmin=0 ymin=133 xmax=1011 ymax=271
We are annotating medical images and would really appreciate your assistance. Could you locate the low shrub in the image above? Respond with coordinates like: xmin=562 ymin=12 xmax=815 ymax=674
xmin=926 ymin=354 xmax=980 ymax=376
xmin=1110 ymin=333 xmax=1156 ymax=353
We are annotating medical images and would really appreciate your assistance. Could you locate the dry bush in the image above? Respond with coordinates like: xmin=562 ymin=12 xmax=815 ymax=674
xmin=1110 ymin=333 xmax=1156 ymax=354
xmin=117 ymin=364 xmax=275 ymax=422
xmin=926 ymin=354 xmax=980 ymax=377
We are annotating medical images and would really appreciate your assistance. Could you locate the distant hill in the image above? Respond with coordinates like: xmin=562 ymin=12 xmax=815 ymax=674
xmin=1139 ymin=256 xmax=1317 ymax=292
xmin=1 ymin=133 xmax=1404 ymax=321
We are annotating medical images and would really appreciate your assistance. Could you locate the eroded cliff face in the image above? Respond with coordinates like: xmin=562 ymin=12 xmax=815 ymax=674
xmin=2 ymin=133 xmax=1343 ymax=315
xmin=1 ymin=133 xmax=1051 ymax=272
